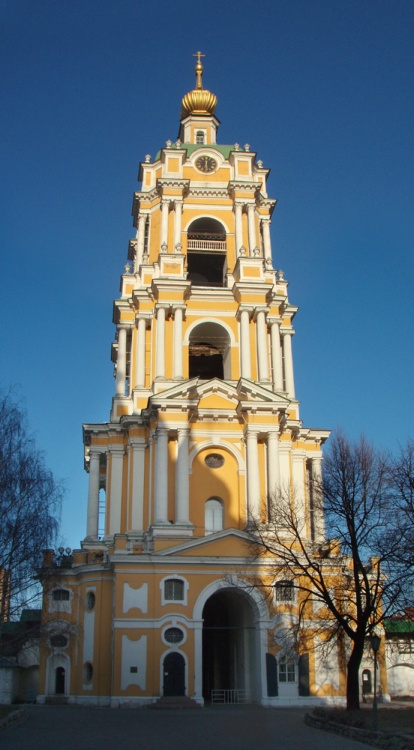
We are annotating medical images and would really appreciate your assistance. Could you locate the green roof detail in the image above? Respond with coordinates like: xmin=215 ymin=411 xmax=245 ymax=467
xmin=384 ymin=619 xmax=414 ymax=633
xmin=154 ymin=145 xmax=252 ymax=162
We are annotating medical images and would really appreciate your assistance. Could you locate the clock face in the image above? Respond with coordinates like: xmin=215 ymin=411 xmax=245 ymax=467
xmin=195 ymin=155 xmax=217 ymax=173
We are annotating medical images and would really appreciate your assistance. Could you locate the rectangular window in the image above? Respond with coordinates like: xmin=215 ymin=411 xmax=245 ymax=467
xmin=279 ymin=657 xmax=295 ymax=683
xmin=164 ymin=579 xmax=184 ymax=601
xmin=53 ymin=589 xmax=70 ymax=601
xmin=275 ymin=581 xmax=294 ymax=602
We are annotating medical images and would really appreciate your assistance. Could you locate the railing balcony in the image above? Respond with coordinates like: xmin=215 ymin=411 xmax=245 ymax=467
xmin=187 ymin=238 xmax=227 ymax=252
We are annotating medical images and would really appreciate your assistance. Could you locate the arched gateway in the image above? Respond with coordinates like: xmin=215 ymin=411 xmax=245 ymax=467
xmin=194 ymin=581 xmax=266 ymax=704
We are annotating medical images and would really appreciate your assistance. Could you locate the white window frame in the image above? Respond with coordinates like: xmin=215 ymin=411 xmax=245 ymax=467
xmin=195 ymin=129 xmax=206 ymax=144
xmin=205 ymin=497 xmax=224 ymax=535
xmin=48 ymin=587 xmax=73 ymax=614
xmin=278 ymin=654 xmax=296 ymax=683
xmin=160 ymin=576 xmax=188 ymax=606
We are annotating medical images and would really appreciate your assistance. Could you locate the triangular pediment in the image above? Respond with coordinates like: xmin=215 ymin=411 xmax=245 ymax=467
xmin=149 ymin=377 xmax=290 ymax=411
xmin=156 ymin=528 xmax=253 ymax=558
xmin=236 ymin=378 xmax=290 ymax=406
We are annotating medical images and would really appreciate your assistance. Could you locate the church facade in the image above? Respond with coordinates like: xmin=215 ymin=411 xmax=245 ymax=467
xmin=38 ymin=59 xmax=354 ymax=707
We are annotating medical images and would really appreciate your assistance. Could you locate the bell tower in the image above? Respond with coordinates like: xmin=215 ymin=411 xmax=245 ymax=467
xmin=39 ymin=58 xmax=341 ymax=709
xmin=81 ymin=54 xmax=328 ymax=546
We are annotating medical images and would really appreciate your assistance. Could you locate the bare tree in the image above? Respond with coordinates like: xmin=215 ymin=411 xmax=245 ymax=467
xmin=247 ymin=432 xmax=412 ymax=710
xmin=0 ymin=389 xmax=63 ymax=630
xmin=388 ymin=439 xmax=414 ymax=567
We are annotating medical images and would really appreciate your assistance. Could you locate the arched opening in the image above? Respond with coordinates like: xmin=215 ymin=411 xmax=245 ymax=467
xmin=202 ymin=588 xmax=259 ymax=703
xmin=189 ymin=322 xmax=231 ymax=380
xmin=55 ymin=666 xmax=65 ymax=695
xmin=205 ymin=497 xmax=224 ymax=535
xmin=163 ymin=652 xmax=186 ymax=696
xmin=187 ymin=218 xmax=226 ymax=287
xmin=362 ymin=668 xmax=372 ymax=696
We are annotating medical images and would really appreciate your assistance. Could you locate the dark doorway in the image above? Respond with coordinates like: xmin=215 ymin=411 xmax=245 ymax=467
xmin=163 ymin=652 xmax=185 ymax=696
xmin=362 ymin=668 xmax=372 ymax=695
xmin=202 ymin=589 xmax=257 ymax=702
xmin=55 ymin=666 xmax=65 ymax=695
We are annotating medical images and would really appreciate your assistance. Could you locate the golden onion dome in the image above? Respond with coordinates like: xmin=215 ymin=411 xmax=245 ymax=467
xmin=181 ymin=52 xmax=217 ymax=118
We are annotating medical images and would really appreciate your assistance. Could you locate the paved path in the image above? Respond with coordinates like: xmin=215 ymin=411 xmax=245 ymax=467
xmin=1 ymin=705 xmax=372 ymax=750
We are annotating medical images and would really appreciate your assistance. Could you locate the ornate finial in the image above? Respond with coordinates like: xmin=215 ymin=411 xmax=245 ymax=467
xmin=181 ymin=52 xmax=217 ymax=118
xmin=193 ymin=51 xmax=205 ymax=89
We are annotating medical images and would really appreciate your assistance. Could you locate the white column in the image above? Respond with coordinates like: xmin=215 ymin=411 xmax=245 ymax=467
xmin=269 ymin=319 xmax=284 ymax=392
xmin=155 ymin=306 xmax=167 ymax=379
xmin=86 ymin=449 xmax=101 ymax=538
xmin=282 ymin=331 xmax=296 ymax=399
xmin=115 ymin=327 xmax=127 ymax=396
xmin=161 ymin=199 xmax=170 ymax=249
xmin=135 ymin=213 xmax=147 ymax=270
xmin=173 ymin=199 xmax=183 ymax=250
xmin=278 ymin=441 xmax=291 ymax=496
xmin=234 ymin=201 xmax=244 ymax=253
xmin=173 ymin=306 xmax=184 ymax=379
xmin=175 ymin=428 xmax=190 ymax=523
xmin=246 ymin=428 xmax=261 ymax=523
xmin=261 ymin=218 xmax=272 ymax=265
xmin=267 ymin=430 xmax=280 ymax=499
xmin=255 ymin=309 xmax=270 ymax=382
xmin=128 ymin=437 xmax=146 ymax=531
xmin=108 ymin=445 xmax=124 ymax=535
xmin=311 ymin=455 xmax=325 ymax=542
xmin=135 ymin=316 xmax=147 ymax=388
xmin=247 ymin=202 xmax=257 ymax=256
xmin=239 ymin=308 xmax=251 ymax=379
xmin=154 ymin=427 xmax=169 ymax=524
xmin=292 ymin=453 xmax=306 ymax=532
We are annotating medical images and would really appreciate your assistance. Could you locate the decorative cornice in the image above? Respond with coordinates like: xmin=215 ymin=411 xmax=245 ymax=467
xmin=258 ymin=197 xmax=277 ymax=217
xmin=133 ymin=188 xmax=158 ymax=204
xmin=187 ymin=186 xmax=229 ymax=199
xmin=156 ymin=178 xmax=190 ymax=194
xmin=231 ymin=182 xmax=260 ymax=191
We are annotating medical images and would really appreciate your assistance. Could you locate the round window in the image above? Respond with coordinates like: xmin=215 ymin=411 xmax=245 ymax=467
xmin=86 ymin=591 xmax=96 ymax=611
xmin=205 ymin=453 xmax=224 ymax=469
xmin=164 ymin=627 xmax=184 ymax=644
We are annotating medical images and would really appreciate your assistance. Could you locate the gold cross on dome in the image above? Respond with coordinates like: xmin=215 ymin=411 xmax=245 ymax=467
xmin=193 ymin=51 xmax=205 ymax=89
xmin=193 ymin=51 xmax=205 ymax=65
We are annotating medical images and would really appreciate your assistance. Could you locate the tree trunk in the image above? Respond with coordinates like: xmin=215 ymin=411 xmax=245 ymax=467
xmin=346 ymin=639 xmax=365 ymax=710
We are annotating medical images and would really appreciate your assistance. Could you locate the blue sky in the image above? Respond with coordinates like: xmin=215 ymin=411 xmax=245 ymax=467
xmin=2 ymin=0 xmax=414 ymax=547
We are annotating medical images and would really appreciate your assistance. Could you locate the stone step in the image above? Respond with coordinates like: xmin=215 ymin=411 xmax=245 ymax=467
xmin=148 ymin=696 xmax=201 ymax=710
xmin=45 ymin=696 xmax=69 ymax=705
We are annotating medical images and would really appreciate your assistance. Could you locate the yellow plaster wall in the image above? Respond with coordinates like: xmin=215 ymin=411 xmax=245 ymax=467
xmin=189 ymin=446 xmax=241 ymax=532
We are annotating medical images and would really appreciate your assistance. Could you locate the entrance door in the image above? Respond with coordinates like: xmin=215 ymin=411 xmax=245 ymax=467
xmin=55 ymin=667 xmax=65 ymax=695
xmin=362 ymin=668 xmax=372 ymax=695
xmin=163 ymin=652 xmax=185 ymax=696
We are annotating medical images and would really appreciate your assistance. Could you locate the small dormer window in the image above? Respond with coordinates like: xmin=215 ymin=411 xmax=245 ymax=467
xmin=196 ymin=131 xmax=205 ymax=144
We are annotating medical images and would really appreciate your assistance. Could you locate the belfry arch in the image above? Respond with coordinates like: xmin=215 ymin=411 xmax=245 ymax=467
xmin=188 ymin=321 xmax=231 ymax=380
xmin=186 ymin=217 xmax=227 ymax=287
